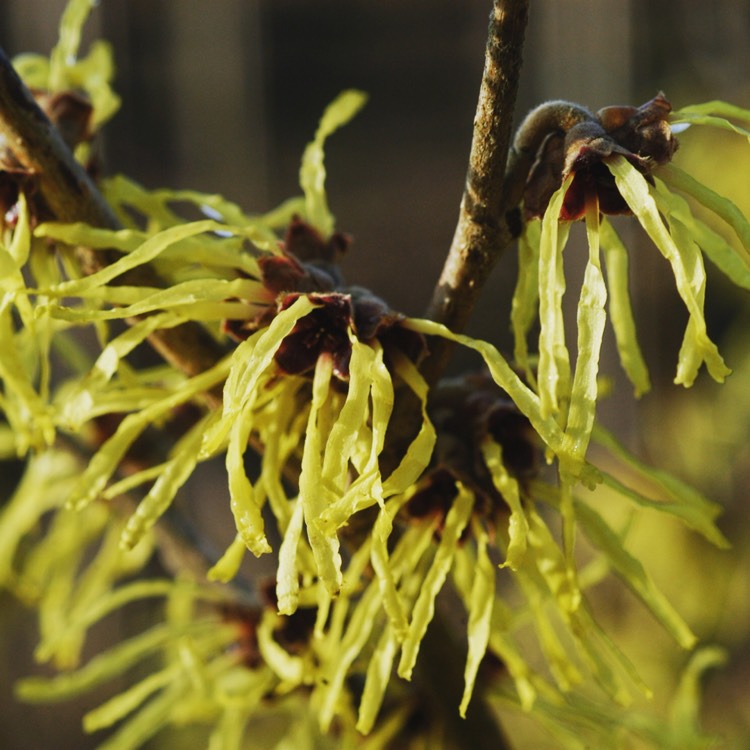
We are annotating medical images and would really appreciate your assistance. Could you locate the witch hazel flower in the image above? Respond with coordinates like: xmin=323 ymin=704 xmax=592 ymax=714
xmin=204 ymin=214 xmax=431 ymax=594
xmin=506 ymin=93 xmax=750 ymax=467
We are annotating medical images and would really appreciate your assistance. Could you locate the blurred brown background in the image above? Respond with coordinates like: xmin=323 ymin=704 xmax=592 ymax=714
xmin=1 ymin=1 xmax=749 ymax=748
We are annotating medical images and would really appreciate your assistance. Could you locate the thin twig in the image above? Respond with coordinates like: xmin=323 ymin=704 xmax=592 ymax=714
xmin=383 ymin=0 xmax=530 ymax=470
xmin=422 ymin=0 xmax=529 ymax=385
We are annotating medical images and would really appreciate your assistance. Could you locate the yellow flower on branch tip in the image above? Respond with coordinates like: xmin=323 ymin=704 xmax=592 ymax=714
xmin=513 ymin=93 xmax=750 ymax=445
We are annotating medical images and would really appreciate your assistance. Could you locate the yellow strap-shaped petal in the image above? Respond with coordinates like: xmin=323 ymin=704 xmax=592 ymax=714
xmin=669 ymin=111 xmax=750 ymax=143
xmin=68 ymin=357 xmax=230 ymax=510
xmin=226 ymin=389 xmax=272 ymax=558
xmin=300 ymin=355 xmax=343 ymax=595
xmin=511 ymin=218 xmax=541 ymax=385
xmin=300 ymin=90 xmax=368 ymax=236
xmin=403 ymin=317 xmax=599 ymax=486
xmin=207 ymin=535 xmax=247 ymax=584
xmin=381 ymin=350 xmax=437 ymax=496
xmin=599 ymin=219 xmax=651 ymax=396
xmin=659 ymin=163 xmax=750 ymax=256
xmin=46 ymin=220 xmax=250 ymax=296
xmin=538 ymin=175 xmax=574 ymax=420
xmin=592 ymin=423 xmax=729 ymax=549
xmin=369 ymin=492 xmax=415 ymax=640
xmin=575 ymin=499 xmax=697 ymax=650
xmin=276 ymin=499 xmax=306 ymax=615
xmin=673 ymin=100 xmax=750 ymax=124
xmin=398 ymin=483 xmax=474 ymax=680
xmin=561 ymin=200 xmax=607 ymax=467
xmin=120 ymin=414 xmax=216 ymax=551
xmin=459 ymin=524 xmax=495 ymax=718
xmin=525 ymin=504 xmax=649 ymax=702
xmin=482 ymin=440 xmax=528 ymax=570
xmin=606 ymin=155 xmax=730 ymax=384
xmin=356 ymin=625 xmax=400 ymax=734
xmin=653 ymin=177 xmax=750 ymax=291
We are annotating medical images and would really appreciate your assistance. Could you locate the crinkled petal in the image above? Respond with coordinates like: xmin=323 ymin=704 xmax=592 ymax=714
xmin=256 ymin=611 xmax=306 ymax=686
xmin=525 ymin=507 xmax=646 ymax=703
xmin=606 ymin=155 xmax=730 ymax=384
xmin=673 ymin=100 xmax=750 ymax=124
xmin=356 ymin=626 xmax=399 ymax=734
xmin=369 ymin=493 xmax=414 ymax=640
xmin=459 ymin=524 xmax=495 ymax=718
xmin=658 ymin=164 xmax=750 ymax=263
xmin=318 ymin=579 xmax=383 ymax=732
xmin=0 ymin=452 xmax=78 ymax=591
xmin=669 ymin=646 xmax=728 ymax=734
xmin=380 ymin=350 xmax=437 ymax=495
xmin=0 ymin=297 xmax=56 ymax=453
xmin=300 ymin=355 xmax=342 ymax=595
xmin=92 ymin=312 xmax=187 ymax=384
xmin=275 ymin=499 xmax=306 ymax=615
xmin=511 ymin=218 xmax=541 ymax=384
xmin=83 ymin=665 xmax=178 ymax=733
xmin=226 ymin=394 xmax=273 ymax=557
xmin=397 ymin=483 xmax=474 ymax=680
xmin=87 ymin=680 xmax=189 ymax=750
xmin=222 ymin=295 xmax=317 ymax=418
xmin=404 ymin=318 xmax=600 ymax=486
xmin=206 ymin=534 xmax=246 ymax=584
xmin=670 ymin=111 xmax=750 ymax=143
xmin=38 ymin=521 xmax=154 ymax=666
xmin=561 ymin=201 xmax=607 ymax=467
xmin=300 ymin=90 xmax=368 ymax=236
xmin=315 ymin=338 xmax=387 ymax=534
xmin=511 ymin=551 xmax=583 ymax=691
xmin=8 ymin=192 xmax=33 ymax=267
xmin=653 ymin=186 xmax=710 ymax=386
xmin=16 ymin=619 xmax=223 ymax=701
xmin=67 ymin=358 xmax=230 ymax=510
xmin=48 ymin=0 xmax=97 ymax=89
xmin=538 ymin=175 xmax=574 ymax=420
xmin=44 ymin=220 xmax=261 ymax=297
xmin=486 ymin=616 xmax=538 ymax=711
xmin=599 ymin=219 xmax=651 ymax=396
xmin=482 ymin=440 xmax=528 ymax=570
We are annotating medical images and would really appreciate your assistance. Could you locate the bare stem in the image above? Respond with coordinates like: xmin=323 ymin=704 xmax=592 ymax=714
xmin=384 ymin=0 xmax=530 ymax=472
xmin=422 ymin=0 xmax=529 ymax=385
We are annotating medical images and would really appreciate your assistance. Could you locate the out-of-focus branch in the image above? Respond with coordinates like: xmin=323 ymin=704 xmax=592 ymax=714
xmin=0 ymin=46 xmax=226 ymax=402
xmin=0 ymin=45 xmax=232 ymax=579
xmin=422 ymin=0 xmax=529 ymax=385
xmin=0 ymin=49 xmax=120 ymax=229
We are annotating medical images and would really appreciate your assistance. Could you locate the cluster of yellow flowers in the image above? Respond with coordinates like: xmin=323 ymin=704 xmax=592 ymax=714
xmin=2 ymin=1 xmax=750 ymax=747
